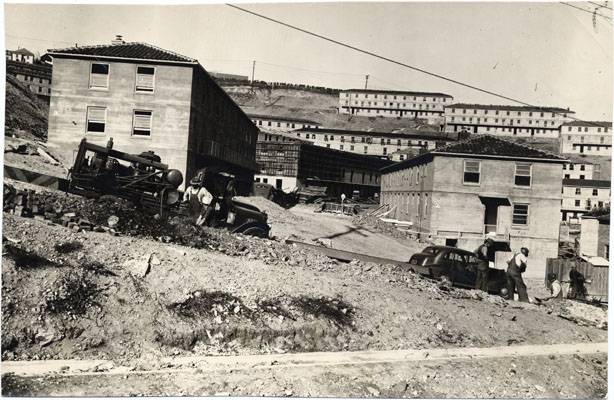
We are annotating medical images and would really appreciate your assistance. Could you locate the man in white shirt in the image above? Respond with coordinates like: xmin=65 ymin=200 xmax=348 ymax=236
xmin=183 ymin=170 xmax=214 ymax=226
xmin=506 ymin=247 xmax=530 ymax=302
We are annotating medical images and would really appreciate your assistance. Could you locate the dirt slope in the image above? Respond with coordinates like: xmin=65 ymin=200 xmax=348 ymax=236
xmin=4 ymin=74 xmax=49 ymax=139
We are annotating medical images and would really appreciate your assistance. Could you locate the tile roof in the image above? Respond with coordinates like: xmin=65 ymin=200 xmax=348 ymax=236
xmin=444 ymin=103 xmax=574 ymax=114
xmin=47 ymin=42 xmax=196 ymax=64
xmin=342 ymin=89 xmax=453 ymax=98
xmin=382 ymin=134 xmax=567 ymax=173
xmin=296 ymin=127 xmax=456 ymax=141
xmin=561 ymin=121 xmax=611 ymax=127
xmin=432 ymin=135 xmax=567 ymax=161
xmin=10 ymin=48 xmax=35 ymax=56
xmin=562 ymin=179 xmax=611 ymax=188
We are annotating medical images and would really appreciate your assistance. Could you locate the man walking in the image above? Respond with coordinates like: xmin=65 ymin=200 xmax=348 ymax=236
xmin=475 ymin=238 xmax=493 ymax=292
xmin=506 ymin=247 xmax=530 ymax=302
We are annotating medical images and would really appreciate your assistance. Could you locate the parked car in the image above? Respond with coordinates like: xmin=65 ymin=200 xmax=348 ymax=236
xmin=408 ymin=246 xmax=508 ymax=296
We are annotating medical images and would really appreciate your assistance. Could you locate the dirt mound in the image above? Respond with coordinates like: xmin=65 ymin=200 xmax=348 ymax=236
xmin=5 ymin=74 xmax=48 ymax=139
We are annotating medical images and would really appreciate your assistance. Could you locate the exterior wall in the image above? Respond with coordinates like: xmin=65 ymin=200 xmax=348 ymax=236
xmin=254 ymin=175 xmax=298 ymax=193
xmin=7 ymin=50 xmax=34 ymax=64
xmin=15 ymin=73 xmax=52 ymax=96
xmin=561 ymin=183 xmax=611 ymax=221
xmin=444 ymin=106 xmax=573 ymax=138
xmin=47 ymin=57 xmax=193 ymax=180
xmin=381 ymin=156 xmax=564 ymax=276
xmin=296 ymin=129 xmax=451 ymax=158
xmin=250 ymin=117 xmax=319 ymax=132
xmin=186 ymin=67 xmax=258 ymax=191
xmin=562 ymin=162 xmax=596 ymax=180
xmin=7 ymin=60 xmax=52 ymax=97
xmin=339 ymin=90 xmax=452 ymax=125
xmin=598 ymin=223 xmax=610 ymax=260
xmin=560 ymin=123 xmax=612 ymax=155
xmin=580 ymin=218 xmax=600 ymax=257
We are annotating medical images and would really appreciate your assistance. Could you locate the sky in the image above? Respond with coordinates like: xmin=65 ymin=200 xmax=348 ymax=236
xmin=4 ymin=2 xmax=613 ymax=120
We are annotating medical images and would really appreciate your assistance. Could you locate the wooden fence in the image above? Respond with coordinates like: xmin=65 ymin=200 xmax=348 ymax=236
xmin=545 ymin=258 xmax=608 ymax=302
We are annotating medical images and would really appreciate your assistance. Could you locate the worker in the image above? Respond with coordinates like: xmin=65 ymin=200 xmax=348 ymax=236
xmin=534 ymin=273 xmax=563 ymax=304
xmin=506 ymin=247 xmax=530 ymax=302
xmin=474 ymin=238 xmax=493 ymax=292
xmin=183 ymin=170 xmax=214 ymax=226
xmin=340 ymin=193 xmax=346 ymax=204
xmin=568 ymin=263 xmax=587 ymax=300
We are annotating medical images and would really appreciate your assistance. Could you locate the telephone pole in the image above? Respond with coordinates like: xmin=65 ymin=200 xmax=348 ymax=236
xmin=364 ymin=74 xmax=369 ymax=90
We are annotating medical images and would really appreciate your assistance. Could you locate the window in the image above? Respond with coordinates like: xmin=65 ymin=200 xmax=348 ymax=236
xmin=512 ymin=204 xmax=529 ymax=225
xmin=580 ymin=165 xmax=585 ymax=171
xmin=135 ymin=66 xmax=155 ymax=92
xmin=575 ymin=200 xmax=581 ymax=207
xmin=515 ymin=163 xmax=531 ymax=186
xmin=575 ymin=188 xmax=581 ymax=195
xmin=132 ymin=110 xmax=152 ymax=136
xmin=463 ymin=160 xmax=480 ymax=184
xmin=580 ymin=175 xmax=585 ymax=179
xmin=565 ymin=174 xmax=570 ymax=179
xmin=89 ymin=63 xmax=109 ymax=89
xmin=593 ymin=189 xmax=599 ymax=196
xmin=86 ymin=106 xmax=106 ymax=133
xmin=569 ymin=164 xmax=574 ymax=170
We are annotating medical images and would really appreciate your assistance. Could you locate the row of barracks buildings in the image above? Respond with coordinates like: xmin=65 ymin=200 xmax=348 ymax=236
xmin=41 ymin=39 xmax=610 ymax=274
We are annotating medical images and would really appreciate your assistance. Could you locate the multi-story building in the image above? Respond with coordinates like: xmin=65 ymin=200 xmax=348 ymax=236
xmin=6 ymin=60 xmax=52 ymax=99
xmin=248 ymin=114 xmax=320 ymax=132
xmin=561 ymin=179 xmax=611 ymax=222
xmin=559 ymin=121 xmax=612 ymax=155
xmin=6 ymin=48 xmax=35 ymax=64
xmin=444 ymin=104 xmax=574 ymax=138
xmin=562 ymin=157 xmax=599 ymax=180
xmin=45 ymin=39 xmax=258 ymax=192
xmin=380 ymin=135 xmax=568 ymax=276
xmin=255 ymin=132 xmax=393 ymax=195
xmin=338 ymin=89 xmax=453 ymax=125
xmin=293 ymin=127 xmax=457 ymax=158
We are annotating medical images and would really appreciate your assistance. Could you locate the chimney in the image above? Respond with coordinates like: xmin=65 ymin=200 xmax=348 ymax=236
xmin=112 ymin=35 xmax=125 ymax=45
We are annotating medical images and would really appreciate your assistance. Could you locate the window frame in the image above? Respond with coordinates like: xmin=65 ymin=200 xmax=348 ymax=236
xmin=132 ymin=109 xmax=153 ymax=138
xmin=462 ymin=160 xmax=481 ymax=185
xmin=85 ymin=106 xmax=107 ymax=134
xmin=135 ymin=65 xmax=156 ymax=93
xmin=89 ymin=62 xmax=110 ymax=90
xmin=512 ymin=203 xmax=530 ymax=226
xmin=514 ymin=163 xmax=532 ymax=188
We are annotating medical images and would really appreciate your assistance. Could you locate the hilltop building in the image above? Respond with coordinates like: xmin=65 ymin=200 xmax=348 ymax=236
xmin=293 ymin=127 xmax=457 ymax=158
xmin=559 ymin=121 xmax=611 ymax=155
xmin=255 ymin=132 xmax=392 ymax=195
xmin=45 ymin=38 xmax=258 ymax=192
xmin=338 ymin=89 xmax=453 ymax=125
xmin=561 ymin=179 xmax=611 ymax=222
xmin=443 ymin=104 xmax=574 ymax=138
xmin=380 ymin=135 xmax=568 ymax=274
xmin=6 ymin=48 xmax=35 ymax=64
xmin=562 ymin=156 xmax=599 ymax=180
xmin=6 ymin=60 xmax=52 ymax=100
xmin=248 ymin=114 xmax=321 ymax=132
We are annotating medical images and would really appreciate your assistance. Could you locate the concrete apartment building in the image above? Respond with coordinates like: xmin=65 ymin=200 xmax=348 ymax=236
xmin=255 ymin=132 xmax=392 ymax=195
xmin=562 ymin=157 xmax=599 ymax=180
xmin=45 ymin=38 xmax=258 ymax=191
xmin=561 ymin=179 xmax=611 ymax=222
xmin=6 ymin=60 xmax=52 ymax=99
xmin=559 ymin=121 xmax=612 ymax=155
xmin=444 ymin=104 xmax=574 ymax=138
xmin=6 ymin=48 xmax=35 ymax=64
xmin=248 ymin=114 xmax=320 ymax=132
xmin=294 ymin=127 xmax=456 ymax=158
xmin=380 ymin=135 xmax=567 ymax=275
xmin=338 ymin=89 xmax=453 ymax=125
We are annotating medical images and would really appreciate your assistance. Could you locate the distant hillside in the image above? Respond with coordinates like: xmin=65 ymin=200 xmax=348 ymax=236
xmin=5 ymin=74 xmax=48 ymax=139
xmin=223 ymin=85 xmax=440 ymax=132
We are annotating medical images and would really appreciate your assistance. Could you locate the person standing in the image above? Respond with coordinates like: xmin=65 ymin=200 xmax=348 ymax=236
xmin=183 ymin=170 xmax=214 ymax=226
xmin=340 ymin=193 xmax=346 ymax=204
xmin=506 ymin=247 xmax=530 ymax=302
xmin=475 ymin=238 xmax=493 ymax=292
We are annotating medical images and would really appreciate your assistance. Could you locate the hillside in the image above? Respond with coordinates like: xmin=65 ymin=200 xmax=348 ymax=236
xmin=4 ymin=74 xmax=49 ymax=140
xmin=224 ymin=85 xmax=436 ymax=132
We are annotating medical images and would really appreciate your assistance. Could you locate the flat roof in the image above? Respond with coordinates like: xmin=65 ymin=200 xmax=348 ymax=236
xmin=296 ymin=127 xmax=456 ymax=141
xmin=341 ymin=89 xmax=453 ymax=98
xmin=445 ymin=103 xmax=575 ymax=114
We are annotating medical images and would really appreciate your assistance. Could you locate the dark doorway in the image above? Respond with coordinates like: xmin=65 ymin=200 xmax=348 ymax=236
xmin=276 ymin=179 xmax=283 ymax=190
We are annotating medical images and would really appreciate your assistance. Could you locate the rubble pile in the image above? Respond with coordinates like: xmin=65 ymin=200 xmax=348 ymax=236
xmin=352 ymin=213 xmax=415 ymax=240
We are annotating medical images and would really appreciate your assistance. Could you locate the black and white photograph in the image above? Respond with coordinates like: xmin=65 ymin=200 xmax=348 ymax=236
xmin=1 ymin=1 xmax=611 ymax=397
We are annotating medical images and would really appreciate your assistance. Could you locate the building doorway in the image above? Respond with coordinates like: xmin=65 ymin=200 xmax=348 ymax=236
xmin=479 ymin=196 xmax=511 ymax=235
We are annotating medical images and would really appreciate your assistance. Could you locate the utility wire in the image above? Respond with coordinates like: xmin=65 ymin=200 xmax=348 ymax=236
xmin=587 ymin=1 xmax=613 ymax=11
xmin=227 ymin=4 xmax=609 ymax=127
xmin=5 ymin=33 xmax=74 ymax=45
xmin=560 ymin=2 xmax=612 ymax=20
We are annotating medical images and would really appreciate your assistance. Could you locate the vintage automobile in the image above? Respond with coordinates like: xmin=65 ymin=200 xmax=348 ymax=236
xmin=408 ymin=245 xmax=508 ymax=296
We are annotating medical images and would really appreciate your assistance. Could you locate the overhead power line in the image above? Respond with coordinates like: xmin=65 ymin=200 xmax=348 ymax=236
xmin=226 ymin=4 xmax=607 ymax=127
xmin=587 ymin=1 xmax=613 ymax=11
xmin=559 ymin=2 xmax=612 ymax=21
